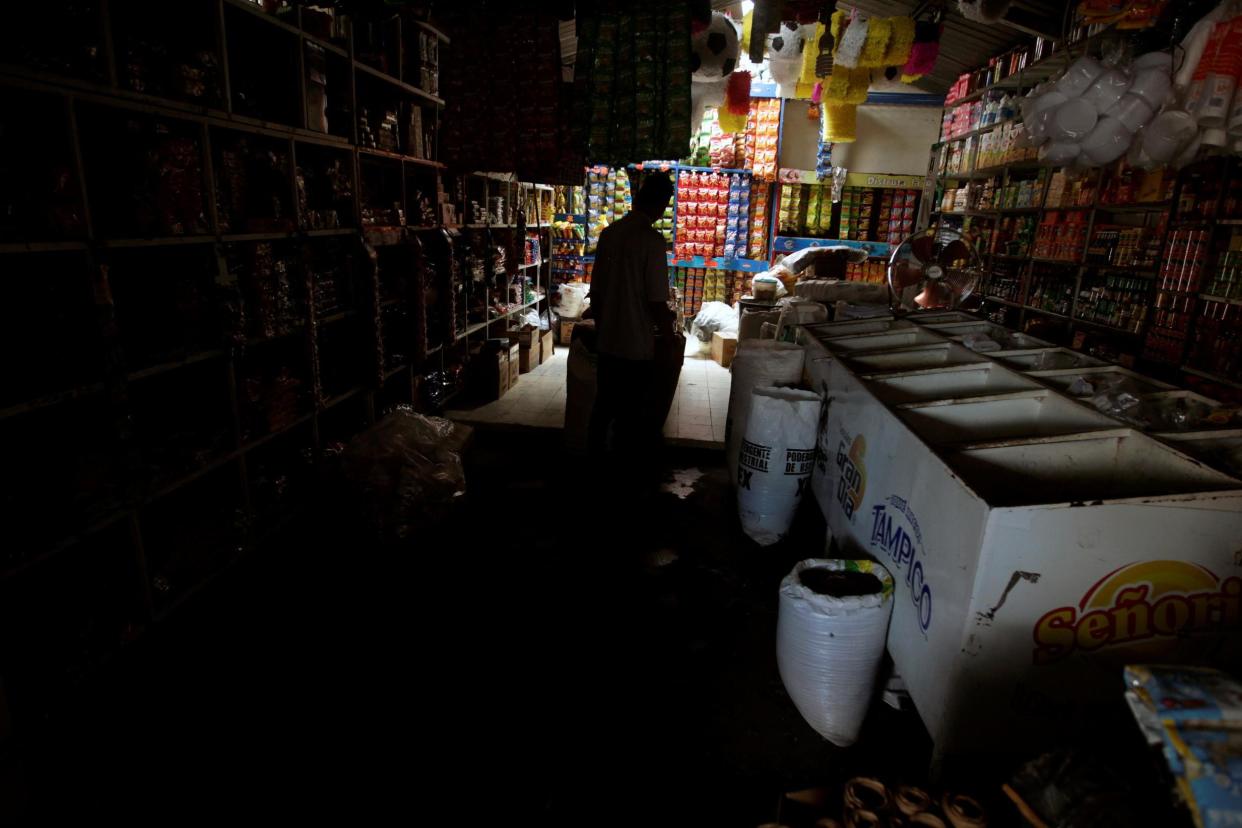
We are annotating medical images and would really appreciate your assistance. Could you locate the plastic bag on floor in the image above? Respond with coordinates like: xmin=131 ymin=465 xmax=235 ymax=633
xmin=340 ymin=406 xmax=472 ymax=539
xmin=737 ymin=387 xmax=821 ymax=545
xmin=777 ymin=559 xmax=894 ymax=746
xmin=726 ymin=340 xmax=805 ymax=485
xmin=691 ymin=301 xmax=739 ymax=342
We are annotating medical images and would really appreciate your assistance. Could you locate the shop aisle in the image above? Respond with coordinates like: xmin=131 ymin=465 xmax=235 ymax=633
xmin=447 ymin=336 xmax=730 ymax=446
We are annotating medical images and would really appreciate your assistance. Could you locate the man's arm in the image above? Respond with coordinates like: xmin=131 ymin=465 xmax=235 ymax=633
xmin=585 ymin=232 xmax=608 ymax=321
xmin=646 ymin=235 xmax=674 ymax=337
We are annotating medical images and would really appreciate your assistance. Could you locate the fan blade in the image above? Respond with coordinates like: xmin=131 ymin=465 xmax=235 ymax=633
xmin=938 ymin=239 xmax=971 ymax=267
xmin=910 ymin=235 xmax=936 ymax=264
xmin=891 ymin=260 xmax=924 ymax=290
xmin=915 ymin=281 xmax=953 ymax=309
xmin=943 ymin=267 xmax=980 ymax=291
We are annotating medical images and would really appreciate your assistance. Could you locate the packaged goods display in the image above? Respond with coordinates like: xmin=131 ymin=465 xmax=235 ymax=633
xmin=839 ymin=186 xmax=874 ymax=241
xmin=674 ymin=169 xmax=751 ymax=260
xmin=992 ymin=215 xmax=1036 ymax=257
xmin=983 ymin=259 xmax=1024 ymax=301
xmin=879 ymin=189 xmax=917 ymax=245
xmin=1075 ymin=273 xmax=1150 ymax=332
xmin=1084 ymin=225 xmax=1158 ymax=268
xmin=586 ymin=166 xmax=631 ymax=251
xmin=439 ymin=8 xmax=564 ymax=180
xmin=844 ymin=260 xmax=886 ymax=284
xmin=749 ymin=182 xmax=771 ymax=259
xmin=1027 ymin=263 xmax=1077 ymax=316
xmin=1032 ymin=210 xmax=1088 ymax=262
xmin=1145 ymin=227 xmax=1207 ymax=365
xmin=673 ymin=267 xmax=738 ymax=316
xmin=1189 ymin=299 xmax=1242 ymax=381
xmin=569 ymin=2 xmax=692 ymax=166
xmin=751 ymin=98 xmax=781 ymax=180
xmin=1206 ymin=230 xmax=1242 ymax=299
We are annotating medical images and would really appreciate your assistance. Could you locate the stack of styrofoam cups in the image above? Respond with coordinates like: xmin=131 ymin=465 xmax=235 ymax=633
xmin=1020 ymin=51 xmax=1176 ymax=168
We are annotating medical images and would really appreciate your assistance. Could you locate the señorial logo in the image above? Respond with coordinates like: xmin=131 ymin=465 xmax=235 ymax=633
xmin=1033 ymin=561 xmax=1242 ymax=665
xmin=834 ymin=433 xmax=867 ymax=522
xmin=870 ymin=495 xmax=932 ymax=634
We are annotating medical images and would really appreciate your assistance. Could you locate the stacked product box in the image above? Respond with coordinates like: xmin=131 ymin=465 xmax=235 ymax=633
xmin=674 ymin=266 xmax=739 ymax=312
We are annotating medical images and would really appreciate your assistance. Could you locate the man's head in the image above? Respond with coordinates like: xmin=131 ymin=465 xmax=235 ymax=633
xmin=634 ymin=173 xmax=674 ymax=223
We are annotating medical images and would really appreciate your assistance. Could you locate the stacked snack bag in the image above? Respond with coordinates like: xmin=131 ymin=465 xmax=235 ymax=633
xmin=779 ymin=183 xmax=804 ymax=234
xmin=672 ymin=267 xmax=740 ymax=315
xmin=725 ymin=174 xmax=750 ymax=258
xmin=675 ymin=170 xmax=752 ymax=260
xmin=752 ymin=99 xmax=780 ymax=180
xmin=586 ymin=165 xmax=631 ymax=251
xmin=749 ymin=182 xmax=770 ymax=259
xmin=880 ymin=189 xmax=917 ymax=245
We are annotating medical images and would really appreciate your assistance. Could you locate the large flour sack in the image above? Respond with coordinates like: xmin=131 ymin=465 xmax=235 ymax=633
xmin=726 ymin=340 xmax=804 ymax=485
xmin=736 ymin=387 xmax=822 ymax=545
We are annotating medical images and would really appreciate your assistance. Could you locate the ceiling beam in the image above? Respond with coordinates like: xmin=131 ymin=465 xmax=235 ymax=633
xmin=996 ymin=6 xmax=1062 ymax=41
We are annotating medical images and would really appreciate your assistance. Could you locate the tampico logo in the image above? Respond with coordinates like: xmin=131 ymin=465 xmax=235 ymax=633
xmin=834 ymin=433 xmax=867 ymax=521
xmin=1033 ymin=560 xmax=1242 ymax=665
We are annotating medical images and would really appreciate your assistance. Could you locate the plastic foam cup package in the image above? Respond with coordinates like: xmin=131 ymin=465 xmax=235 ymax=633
xmin=1039 ymin=140 xmax=1081 ymax=165
xmin=1129 ymin=67 xmax=1174 ymax=110
xmin=1143 ymin=109 xmax=1198 ymax=162
xmin=1052 ymin=97 xmax=1098 ymax=141
xmin=1082 ymin=69 xmax=1131 ymax=114
xmin=1056 ymin=56 xmax=1104 ymax=98
xmin=1106 ymin=93 xmax=1155 ymax=132
xmin=1081 ymin=116 xmax=1132 ymax=165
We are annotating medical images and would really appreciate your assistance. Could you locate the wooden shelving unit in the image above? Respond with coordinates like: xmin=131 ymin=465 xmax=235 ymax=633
xmin=0 ymin=0 xmax=559 ymax=747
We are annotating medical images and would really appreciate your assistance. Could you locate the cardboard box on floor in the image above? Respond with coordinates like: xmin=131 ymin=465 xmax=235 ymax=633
xmin=507 ymin=325 xmax=537 ymax=373
xmin=507 ymin=342 xmax=520 ymax=388
xmin=711 ymin=331 xmax=737 ymax=367
xmin=470 ymin=350 xmax=507 ymax=401
xmin=539 ymin=330 xmax=554 ymax=365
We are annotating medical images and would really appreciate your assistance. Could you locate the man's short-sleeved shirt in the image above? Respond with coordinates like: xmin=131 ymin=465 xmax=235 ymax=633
xmin=589 ymin=211 xmax=669 ymax=360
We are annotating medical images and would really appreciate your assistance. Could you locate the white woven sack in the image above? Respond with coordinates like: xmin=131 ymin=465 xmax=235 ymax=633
xmin=777 ymin=559 xmax=894 ymax=746
xmin=726 ymin=340 xmax=805 ymax=485
xmin=737 ymin=387 xmax=821 ymax=545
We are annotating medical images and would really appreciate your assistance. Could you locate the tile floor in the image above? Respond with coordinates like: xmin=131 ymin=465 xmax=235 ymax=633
xmin=447 ymin=337 xmax=730 ymax=447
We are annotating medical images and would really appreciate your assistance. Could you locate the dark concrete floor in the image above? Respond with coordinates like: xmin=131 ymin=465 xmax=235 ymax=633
xmin=21 ymin=426 xmax=946 ymax=823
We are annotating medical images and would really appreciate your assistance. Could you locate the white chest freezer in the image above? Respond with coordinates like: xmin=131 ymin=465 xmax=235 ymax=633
xmin=803 ymin=329 xmax=1242 ymax=763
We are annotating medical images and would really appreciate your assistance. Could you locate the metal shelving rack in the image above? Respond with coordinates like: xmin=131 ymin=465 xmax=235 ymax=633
xmin=0 ymin=0 xmax=472 ymax=747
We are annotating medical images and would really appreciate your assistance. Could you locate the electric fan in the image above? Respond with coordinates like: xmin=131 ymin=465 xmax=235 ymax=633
xmin=887 ymin=227 xmax=982 ymax=312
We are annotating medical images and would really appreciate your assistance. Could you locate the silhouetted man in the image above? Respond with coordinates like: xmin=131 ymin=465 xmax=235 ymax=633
xmin=587 ymin=173 xmax=676 ymax=462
